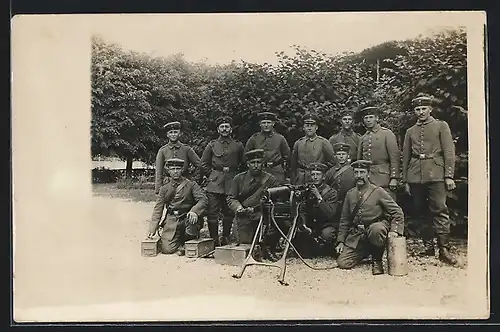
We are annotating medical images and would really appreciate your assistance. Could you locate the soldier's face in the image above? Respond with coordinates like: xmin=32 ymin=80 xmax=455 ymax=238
xmin=311 ymin=170 xmax=324 ymax=186
xmin=363 ymin=114 xmax=378 ymax=128
xmin=167 ymin=129 xmax=180 ymax=142
xmin=414 ymin=105 xmax=432 ymax=121
xmin=260 ymin=120 xmax=274 ymax=132
xmin=168 ymin=165 xmax=183 ymax=180
xmin=341 ymin=115 xmax=353 ymax=129
xmin=218 ymin=123 xmax=232 ymax=137
xmin=336 ymin=151 xmax=349 ymax=164
xmin=354 ymin=168 xmax=369 ymax=187
xmin=303 ymin=123 xmax=318 ymax=136
xmin=247 ymin=159 xmax=263 ymax=174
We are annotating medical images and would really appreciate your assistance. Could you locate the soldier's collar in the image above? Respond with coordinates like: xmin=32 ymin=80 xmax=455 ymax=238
xmin=340 ymin=128 xmax=354 ymax=135
xmin=260 ymin=130 xmax=275 ymax=137
xmin=167 ymin=141 xmax=182 ymax=148
xmin=218 ymin=136 xmax=233 ymax=143
xmin=416 ymin=116 xmax=436 ymax=126
xmin=369 ymin=124 xmax=381 ymax=133
xmin=316 ymin=183 xmax=327 ymax=191
xmin=305 ymin=134 xmax=318 ymax=141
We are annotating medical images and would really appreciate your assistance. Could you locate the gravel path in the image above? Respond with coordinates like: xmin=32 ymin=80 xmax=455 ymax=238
xmin=14 ymin=195 xmax=470 ymax=322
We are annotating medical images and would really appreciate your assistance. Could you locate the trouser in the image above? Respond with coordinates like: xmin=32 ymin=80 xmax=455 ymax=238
xmin=206 ymin=192 xmax=235 ymax=238
xmin=293 ymin=224 xmax=338 ymax=258
xmin=337 ymin=221 xmax=388 ymax=269
xmin=409 ymin=182 xmax=450 ymax=239
xmin=160 ymin=217 xmax=199 ymax=254
xmin=236 ymin=213 xmax=262 ymax=244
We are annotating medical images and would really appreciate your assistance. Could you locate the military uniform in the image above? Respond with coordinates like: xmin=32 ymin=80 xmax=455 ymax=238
xmin=402 ymin=95 xmax=457 ymax=264
xmin=337 ymin=160 xmax=405 ymax=273
xmin=325 ymin=143 xmax=356 ymax=223
xmin=149 ymin=159 xmax=207 ymax=254
xmin=328 ymin=130 xmax=360 ymax=162
xmin=357 ymin=107 xmax=400 ymax=199
xmin=226 ymin=150 xmax=279 ymax=244
xmin=154 ymin=121 xmax=201 ymax=194
xmin=245 ymin=112 xmax=291 ymax=184
xmin=294 ymin=163 xmax=338 ymax=258
xmin=290 ymin=113 xmax=337 ymax=185
xmin=200 ymin=116 xmax=245 ymax=245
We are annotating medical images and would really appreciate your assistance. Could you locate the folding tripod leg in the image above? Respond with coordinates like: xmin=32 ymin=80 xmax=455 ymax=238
xmin=276 ymin=206 xmax=300 ymax=286
xmin=232 ymin=215 xmax=264 ymax=279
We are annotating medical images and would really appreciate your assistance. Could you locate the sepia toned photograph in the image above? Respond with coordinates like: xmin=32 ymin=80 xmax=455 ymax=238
xmin=12 ymin=11 xmax=489 ymax=322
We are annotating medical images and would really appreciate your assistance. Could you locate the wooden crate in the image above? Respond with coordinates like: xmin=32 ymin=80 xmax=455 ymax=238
xmin=141 ymin=237 xmax=161 ymax=257
xmin=214 ymin=244 xmax=251 ymax=266
xmin=185 ymin=238 xmax=215 ymax=258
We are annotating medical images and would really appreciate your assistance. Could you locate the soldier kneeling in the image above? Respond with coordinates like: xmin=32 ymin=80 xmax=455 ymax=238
xmin=293 ymin=162 xmax=339 ymax=258
xmin=147 ymin=158 xmax=208 ymax=256
xmin=335 ymin=160 xmax=405 ymax=275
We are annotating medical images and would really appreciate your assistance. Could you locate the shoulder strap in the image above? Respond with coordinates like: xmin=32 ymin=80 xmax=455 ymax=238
xmin=175 ymin=179 xmax=189 ymax=195
xmin=332 ymin=165 xmax=350 ymax=182
xmin=320 ymin=185 xmax=331 ymax=198
xmin=239 ymin=173 xmax=270 ymax=205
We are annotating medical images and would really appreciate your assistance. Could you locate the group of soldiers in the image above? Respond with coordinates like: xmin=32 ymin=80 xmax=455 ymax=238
xmin=146 ymin=93 xmax=459 ymax=275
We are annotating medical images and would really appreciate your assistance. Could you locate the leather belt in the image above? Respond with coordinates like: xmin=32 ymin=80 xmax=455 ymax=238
xmin=370 ymin=160 xmax=389 ymax=166
xmin=213 ymin=165 xmax=237 ymax=172
xmin=166 ymin=208 xmax=189 ymax=216
xmin=411 ymin=151 xmax=443 ymax=160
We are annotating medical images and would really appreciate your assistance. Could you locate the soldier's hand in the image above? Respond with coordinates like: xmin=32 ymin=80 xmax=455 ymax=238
xmin=236 ymin=206 xmax=245 ymax=214
xmin=147 ymin=232 xmax=155 ymax=239
xmin=389 ymin=179 xmax=398 ymax=191
xmin=310 ymin=186 xmax=322 ymax=200
xmin=335 ymin=242 xmax=344 ymax=255
xmin=445 ymin=178 xmax=456 ymax=191
xmin=388 ymin=231 xmax=398 ymax=239
xmin=404 ymin=183 xmax=411 ymax=196
xmin=187 ymin=212 xmax=198 ymax=225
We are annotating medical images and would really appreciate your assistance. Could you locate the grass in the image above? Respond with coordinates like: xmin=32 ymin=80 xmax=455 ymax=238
xmin=93 ymin=183 xmax=158 ymax=202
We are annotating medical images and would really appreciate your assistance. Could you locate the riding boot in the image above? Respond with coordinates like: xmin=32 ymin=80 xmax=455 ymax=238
xmin=437 ymin=234 xmax=458 ymax=266
xmin=207 ymin=222 xmax=220 ymax=247
xmin=221 ymin=217 xmax=233 ymax=246
xmin=371 ymin=245 xmax=385 ymax=275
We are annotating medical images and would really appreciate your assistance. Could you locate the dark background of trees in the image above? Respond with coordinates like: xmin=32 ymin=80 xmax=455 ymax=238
xmin=91 ymin=28 xmax=468 ymax=234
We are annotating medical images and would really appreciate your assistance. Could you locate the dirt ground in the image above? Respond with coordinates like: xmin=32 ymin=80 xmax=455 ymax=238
xmin=13 ymin=185 xmax=471 ymax=322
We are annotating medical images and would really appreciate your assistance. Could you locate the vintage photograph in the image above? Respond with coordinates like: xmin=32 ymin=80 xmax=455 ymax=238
xmin=12 ymin=11 xmax=488 ymax=322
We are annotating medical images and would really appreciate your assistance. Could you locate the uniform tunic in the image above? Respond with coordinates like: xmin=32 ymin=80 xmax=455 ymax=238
xmin=226 ymin=171 xmax=279 ymax=243
xmin=337 ymin=183 xmax=404 ymax=250
xmin=357 ymin=124 xmax=400 ymax=188
xmin=290 ymin=135 xmax=337 ymax=185
xmin=245 ymin=131 xmax=290 ymax=184
xmin=149 ymin=178 xmax=207 ymax=253
xmin=200 ymin=137 xmax=245 ymax=194
xmin=154 ymin=141 xmax=201 ymax=193
xmin=328 ymin=129 xmax=361 ymax=161
xmin=324 ymin=163 xmax=356 ymax=207
xmin=402 ymin=116 xmax=455 ymax=183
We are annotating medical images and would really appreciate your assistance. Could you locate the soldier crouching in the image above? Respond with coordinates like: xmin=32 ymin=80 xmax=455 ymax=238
xmin=147 ymin=158 xmax=207 ymax=256
xmin=293 ymin=162 xmax=339 ymax=258
xmin=226 ymin=149 xmax=279 ymax=259
xmin=335 ymin=160 xmax=405 ymax=275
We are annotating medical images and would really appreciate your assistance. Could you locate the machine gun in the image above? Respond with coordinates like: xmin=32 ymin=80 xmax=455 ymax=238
xmin=232 ymin=184 xmax=312 ymax=286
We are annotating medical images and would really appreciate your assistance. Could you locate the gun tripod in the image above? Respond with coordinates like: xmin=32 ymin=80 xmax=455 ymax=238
xmin=232 ymin=189 xmax=303 ymax=286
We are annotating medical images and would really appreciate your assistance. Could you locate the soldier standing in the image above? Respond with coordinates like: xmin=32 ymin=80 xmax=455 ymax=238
xmin=226 ymin=149 xmax=280 ymax=259
xmin=328 ymin=110 xmax=360 ymax=162
xmin=402 ymin=94 xmax=457 ymax=265
xmin=147 ymin=158 xmax=207 ymax=256
xmin=245 ymin=112 xmax=291 ymax=184
xmin=154 ymin=121 xmax=201 ymax=195
xmin=357 ymin=105 xmax=401 ymax=200
xmin=290 ymin=113 xmax=337 ymax=185
xmin=294 ymin=162 xmax=339 ymax=258
xmin=325 ymin=142 xmax=356 ymax=222
xmin=336 ymin=160 xmax=405 ymax=275
xmin=200 ymin=116 xmax=245 ymax=247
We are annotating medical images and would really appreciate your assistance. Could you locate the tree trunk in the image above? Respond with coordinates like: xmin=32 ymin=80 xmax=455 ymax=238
xmin=125 ymin=156 xmax=133 ymax=179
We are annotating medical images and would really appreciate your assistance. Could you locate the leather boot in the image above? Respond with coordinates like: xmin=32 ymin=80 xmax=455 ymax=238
xmin=207 ymin=222 xmax=220 ymax=247
xmin=437 ymin=234 xmax=458 ymax=266
xmin=371 ymin=245 xmax=385 ymax=275
xmin=221 ymin=217 xmax=233 ymax=246
xmin=419 ymin=238 xmax=435 ymax=257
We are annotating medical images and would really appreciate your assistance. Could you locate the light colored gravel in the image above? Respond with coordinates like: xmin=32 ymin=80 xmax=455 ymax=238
xmin=14 ymin=195 xmax=471 ymax=322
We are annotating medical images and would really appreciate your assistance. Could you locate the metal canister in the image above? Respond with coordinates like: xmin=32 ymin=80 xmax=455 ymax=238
xmin=387 ymin=236 xmax=409 ymax=276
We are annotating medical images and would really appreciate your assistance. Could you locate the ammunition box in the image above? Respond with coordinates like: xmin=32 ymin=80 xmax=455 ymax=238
xmin=214 ymin=244 xmax=251 ymax=266
xmin=141 ymin=237 xmax=161 ymax=257
xmin=185 ymin=238 xmax=215 ymax=258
